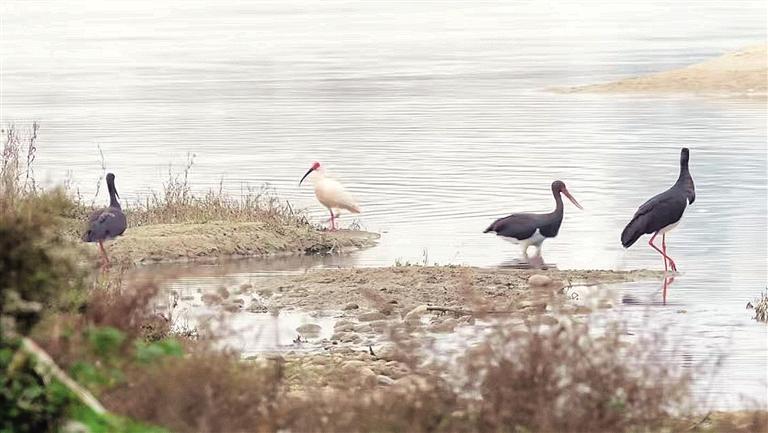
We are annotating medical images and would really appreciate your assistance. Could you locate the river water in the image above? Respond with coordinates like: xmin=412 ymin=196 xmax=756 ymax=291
xmin=2 ymin=0 xmax=766 ymax=410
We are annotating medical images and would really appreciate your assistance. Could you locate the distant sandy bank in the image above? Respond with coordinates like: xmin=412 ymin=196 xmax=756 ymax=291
xmin=556 ymin=45 xmax=767 ymax=96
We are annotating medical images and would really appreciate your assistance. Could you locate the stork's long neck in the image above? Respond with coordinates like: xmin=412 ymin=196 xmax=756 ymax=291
xmin=675 ymin=160 xmax=691 ymax=186
xmin=552 ymin=189 xmax=564 ymax=216
xmin=674 ymin=153 xmax=695 ymax=204
xmin=107 ymin=179 xmax=121 ymax=209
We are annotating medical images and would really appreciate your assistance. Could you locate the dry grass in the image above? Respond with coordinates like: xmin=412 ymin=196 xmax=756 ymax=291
xmin=1 ymin=123 xmax=39 ymax=202
xmin=102 ymin=350 xmax=285 ymax=433
xmin=466 ymin=317 xmax=689 ymax=432
xmin=3 ymin=123 xmax=312 ymax=236
xmin=125 ymin=154 xmax=309 ymax=228
xmin=747 ymin=289 xmax=768 ymax=323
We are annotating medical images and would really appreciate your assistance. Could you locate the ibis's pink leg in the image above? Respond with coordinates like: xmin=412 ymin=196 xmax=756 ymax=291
xmin=648 ymin=232 xmax=676 ymax=272
xmin=662 ymin=234 xmax=677 ymax=271
xmin=328 ymin=209 xmax=336 ymax=231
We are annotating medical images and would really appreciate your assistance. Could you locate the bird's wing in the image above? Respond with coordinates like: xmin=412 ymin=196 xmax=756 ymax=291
xmin=83 ymin=207 xmax=127 ymax=242
xmin=621 ymin=189 xmax=686 ymax=247
xmin=87 ymin=207 xmax=103 ymax=224
xmin=634 ymin=190 xmax=686 ymax=229
xmin=317 ymin=179 xmax=361 ymax=213
xmin=484 ymin=213 xmax=540 ymax=240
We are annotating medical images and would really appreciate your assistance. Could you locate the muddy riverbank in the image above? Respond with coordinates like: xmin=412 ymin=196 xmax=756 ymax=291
xmin=251 ymin=266 xmax=662 ymax=315
xmin=85 ymin=223 xmax=378 ymax=264
xmin=172 ymin=265 xmax=664 ymax=357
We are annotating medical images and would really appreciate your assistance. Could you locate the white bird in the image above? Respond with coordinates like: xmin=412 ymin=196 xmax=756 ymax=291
xmin=299 ymin=161 xmax=361 ymax=230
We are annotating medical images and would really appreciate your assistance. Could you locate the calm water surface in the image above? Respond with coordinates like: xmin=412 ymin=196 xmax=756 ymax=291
xmin=2 ymin=0 xmax=766 ymax=410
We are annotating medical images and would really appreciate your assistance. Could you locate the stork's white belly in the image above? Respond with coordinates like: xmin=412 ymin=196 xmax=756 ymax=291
xmin=658 ymin=221 xmax=680 ymax=235
xmin=504 ymin=229 xmax=546 ymax=246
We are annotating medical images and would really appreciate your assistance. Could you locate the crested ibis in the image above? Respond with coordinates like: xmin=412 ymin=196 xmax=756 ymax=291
xmin=484 ymin=180 xmax=583 ymax=261
xmin=621 ymin=148 xmax=695 ymax=271
xmin=299 ymin=162 xmax=360 ymax=230
xmin=83 ymin=173 xmax=127 ymax=270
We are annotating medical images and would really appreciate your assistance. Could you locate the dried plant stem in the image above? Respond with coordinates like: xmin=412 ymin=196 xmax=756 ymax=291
xmin=15 ymin=336 xmax=107 ymax=415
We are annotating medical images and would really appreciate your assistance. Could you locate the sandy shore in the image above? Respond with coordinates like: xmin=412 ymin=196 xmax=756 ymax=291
xmin=96 ymin=222 xmax=378 ymax=264
xmin=557 ymin=45 xmax=767 ymax=96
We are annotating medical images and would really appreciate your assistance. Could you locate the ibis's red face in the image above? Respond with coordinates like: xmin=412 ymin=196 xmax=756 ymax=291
xmin=299 ymin=162 xmax=321 ymax=186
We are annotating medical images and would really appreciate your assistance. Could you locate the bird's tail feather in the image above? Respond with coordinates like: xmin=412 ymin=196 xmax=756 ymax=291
xmin=620 ymin=216 xmax=645 ymax=248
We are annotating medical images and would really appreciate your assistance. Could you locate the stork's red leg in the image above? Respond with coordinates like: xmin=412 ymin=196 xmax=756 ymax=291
xmin=328 ymin=209 xmax=336 ymax=231
xmin=662 ymin=234 xmax=677 ymax=271
xmin=98 ymin=240 xmax=110 ymax=271
xmin=648 ymin=232 xmax=676 ymax=272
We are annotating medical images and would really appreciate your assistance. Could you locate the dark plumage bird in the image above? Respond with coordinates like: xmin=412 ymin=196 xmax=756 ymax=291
xmin=83 ymin=173 xmax=127 ymax=269
xmin=484 ymin=180 xmax=583 ymax=261
xmin=621 ymin=148 xmax=695 ymax=271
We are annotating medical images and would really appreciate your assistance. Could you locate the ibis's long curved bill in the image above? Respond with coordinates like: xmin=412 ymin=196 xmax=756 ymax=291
xmin=563 ymin=189 xmax=583 ymax=210
xmin=299 ymin=167 xmax=315 ymax=186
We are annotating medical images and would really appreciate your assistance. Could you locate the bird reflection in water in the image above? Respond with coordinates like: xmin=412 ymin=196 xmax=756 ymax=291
xmin=661 ymin=274 xmax=676 ymax=305
xmin=620 ymin=273 xmax=677 ymax=306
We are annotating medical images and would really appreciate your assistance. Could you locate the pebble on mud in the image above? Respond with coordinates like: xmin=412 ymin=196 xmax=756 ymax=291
xmin=246 ymin=299 xmax=268 ymax=313
xmin=342 ymin=360 xmax=367 ymax=370
xmin=428 ymin=317 xmax=458 ymax=333
xmin=201 ymin=293 xmax=223 ymax=306
xmin=403 ymin=304 xmax=428 ymax=323
xmin=528 ymin=274 xmax=553 ymax=287
xmin=296 ymin=323 xmax=322 ymax=338
xmin=331 ymin=332 xmax=362 ymax=343
xmin=358 ymin=311 xmax=386 ymax=322
xmin=377 ymin=374 xmax=396 ymax=386
xmin=256 ymin=287 xmax=274 ymax=298
xmin=343 ymin=302 xmax=360 ymax=310
xmin=216 ymin=286 xmax=231 ymax=299
xmin=237 ymin=283 xmax=253 ymax=294
xmin=223 ymin=301 xmax=242 ymax=313
xmin=375 ymin=342 xmax=399 ymax=360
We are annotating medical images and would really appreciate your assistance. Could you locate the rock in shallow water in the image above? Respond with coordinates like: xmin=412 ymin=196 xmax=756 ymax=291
xmin=296 ymin=323 xmax=322 ymax=337
xmin=377 ymin=374 xmax=396 ymax=386
xmin=358 ymin=311 xmax=386 ymax=322
xmin=246 ymin=299 xmax=268 ymax=313
xmin=527 ymin=274 xmax=553 ymax=287
xmin=201 ymin=293 xmax=223 ymax=306
xmin=403 ymin=304 xmax=428 ymax=323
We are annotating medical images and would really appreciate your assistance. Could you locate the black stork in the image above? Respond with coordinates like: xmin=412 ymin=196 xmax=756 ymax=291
xmin=83 ymin=173 xmax=127 ymax=270
xmin=484 ymin=180 xmax=583 ymax=262
xmin=621 ymin=148 xmax=695 ymax=271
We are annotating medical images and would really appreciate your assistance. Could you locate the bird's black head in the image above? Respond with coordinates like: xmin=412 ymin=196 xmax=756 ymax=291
xmin=551 ymin=180 xmax=583 ymax=210
xmin=680 ymin=148 xmax=690 ymax=166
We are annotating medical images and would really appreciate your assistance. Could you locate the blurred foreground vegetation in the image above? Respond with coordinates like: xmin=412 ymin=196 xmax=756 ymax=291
xmin=2 ymin=124 xmax=766 ymax=432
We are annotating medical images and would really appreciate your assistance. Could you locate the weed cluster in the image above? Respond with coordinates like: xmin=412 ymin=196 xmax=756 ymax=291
xmin=125 ymin=155 xmax=308 ymax=228
xmin=747 ymin=289 xmax=768 ymax=323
